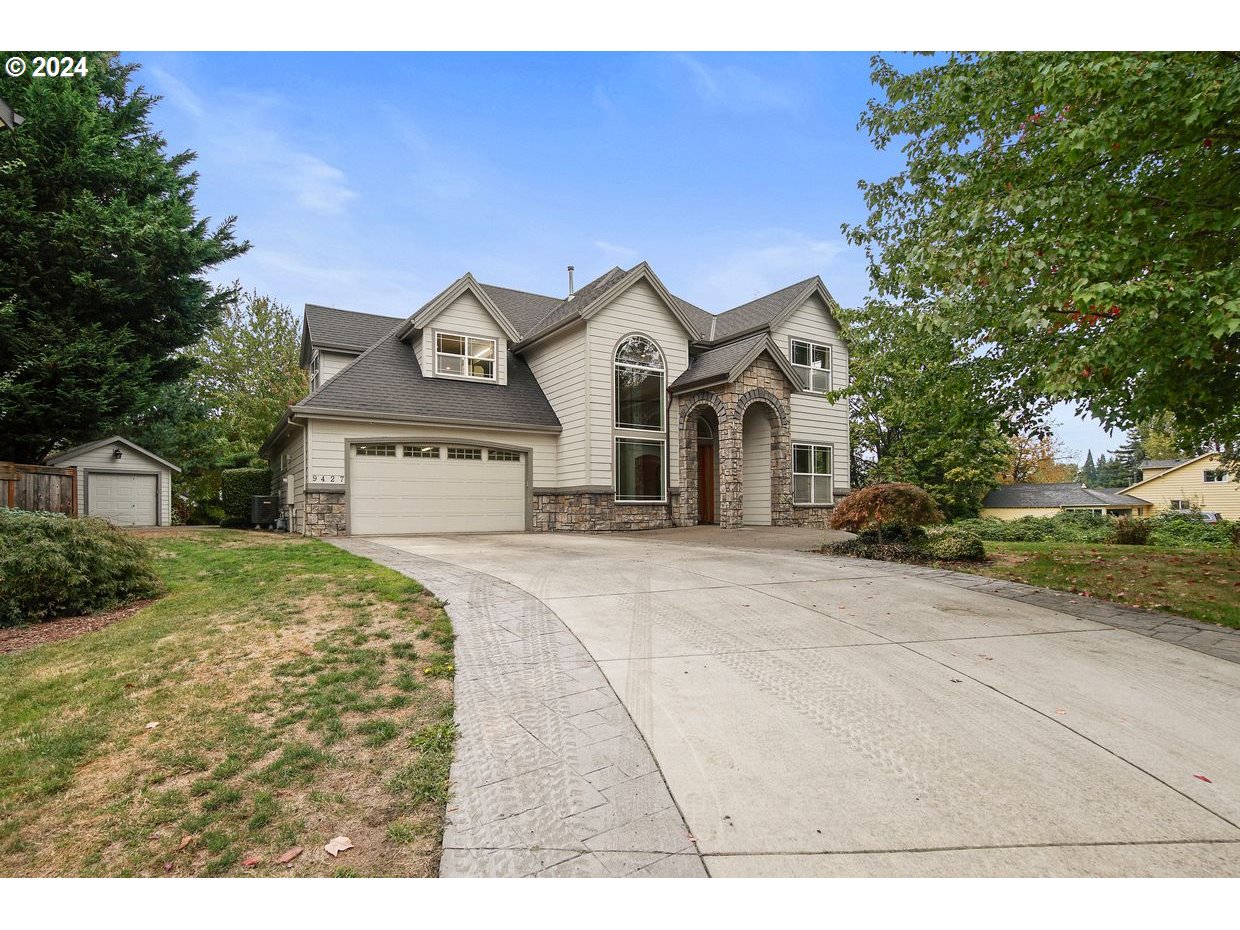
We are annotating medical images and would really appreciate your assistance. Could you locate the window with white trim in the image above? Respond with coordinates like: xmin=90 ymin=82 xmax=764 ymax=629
xmin=354 ymin=443 xmax=396 ymax=457
xmin=1204 ymin=469 xmax=1229 ymax=483
xmin=614 ymin=335 xmax=665 ymax=430
xmin=435 ymin=332 xmax=497 ymax=380
xmin=615 ymin=438 xmax=665 ymax=503
xmin=793 ymin=444 xmax=833 ymax=504
xmin=1170 ymin=499 xmax=1191 ymax=510
xmin=447 ymin=447 xmax=482 ymax=460
xmin=310 ymin=351 xmax=321 ymax=391
xmin=790 ymin=339 xmax=831 ymax=392
xmin=488 ymin=449 xmax=521 ymax=462
xmin=404 ymin=445 xmax=439 ymax=458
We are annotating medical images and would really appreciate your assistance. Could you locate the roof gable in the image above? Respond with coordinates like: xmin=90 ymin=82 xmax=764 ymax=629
xmin=400 ymin=274 xmax=521 ymax=342
xmin=1124 ymin=451 xmax=1221 ymax=492
xmin=47 ymin=435 xmax=181 ymax=472
xmin=301 ymin=304 xmax=404 ymax=367
xmin=710 ymin=276 xmax=844 ymax=343
xmin=670 ymin=333 xmax=802 ymax=393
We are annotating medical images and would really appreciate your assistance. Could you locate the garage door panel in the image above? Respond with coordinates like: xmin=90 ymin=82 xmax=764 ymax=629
xmin=349 ymin=449 xmax=525 ymax=535
xmin=88 ymin=473 xmax=158 ymax=526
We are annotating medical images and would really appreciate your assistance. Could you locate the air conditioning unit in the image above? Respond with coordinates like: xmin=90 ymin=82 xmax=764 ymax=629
xmin=251 ymin=495 xmax=278 ymax=527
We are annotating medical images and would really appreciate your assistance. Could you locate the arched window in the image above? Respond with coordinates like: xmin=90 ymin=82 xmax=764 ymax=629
xmin=614 ymin=335 xmax=665 ymax=431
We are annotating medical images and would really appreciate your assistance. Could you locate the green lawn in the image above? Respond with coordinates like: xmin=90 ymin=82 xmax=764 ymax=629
xmin=955 ymin=541 xmax=1240 ymax=629
xmin=0 ymin=530 xmax=455 ymax=877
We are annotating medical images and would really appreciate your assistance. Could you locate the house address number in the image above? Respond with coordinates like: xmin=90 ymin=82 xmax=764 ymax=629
xmin=310 ymin=474 xmax=345 ymax=484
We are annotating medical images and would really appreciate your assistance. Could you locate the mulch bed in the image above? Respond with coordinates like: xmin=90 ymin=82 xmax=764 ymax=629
xmin=0 ymin=599 xmax=155 ymax=655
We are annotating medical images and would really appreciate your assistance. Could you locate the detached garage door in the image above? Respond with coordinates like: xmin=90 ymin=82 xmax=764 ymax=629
xmin=348 ymin=442 xmax=526 ymax=535
xmin=88 ymin=473 xmax=158 ymax=526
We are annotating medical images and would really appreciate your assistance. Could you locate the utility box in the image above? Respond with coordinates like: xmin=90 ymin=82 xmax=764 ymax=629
xmin=250 ymin=495 xmax=278 ymax=527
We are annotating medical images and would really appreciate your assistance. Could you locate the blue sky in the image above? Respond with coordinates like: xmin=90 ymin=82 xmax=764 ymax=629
xmin=127 ymin=51 xmax=1119 ymax=461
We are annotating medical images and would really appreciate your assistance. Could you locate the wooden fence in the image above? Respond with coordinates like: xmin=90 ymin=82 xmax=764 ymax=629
xmin=0 ymin=462 xmax=78 ymax=516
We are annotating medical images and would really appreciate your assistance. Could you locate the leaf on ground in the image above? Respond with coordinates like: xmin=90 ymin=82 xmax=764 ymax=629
xmin=144 ymin=721 xmax=159 ymax=730
xmin=242 ymin=856 xmax=262 ymax=868
xmin=277 ymin=846 xmax=303 ymax=865
xmin=1194 ymin=774 xmax=1213 ymax=783
xmin=164 ymin=862 xmax=173 ymax=872
xmin=324 ymin=836 xmax=354 ymax=857
xmin=176 ymin=835 xmax=193 ymax=851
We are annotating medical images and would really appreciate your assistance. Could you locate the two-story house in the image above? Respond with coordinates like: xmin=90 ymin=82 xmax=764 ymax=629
xmin=1123 ymin=453 xmax=1239 ymax=519
xmin=260 ymin=262 xmax=850 ymax=536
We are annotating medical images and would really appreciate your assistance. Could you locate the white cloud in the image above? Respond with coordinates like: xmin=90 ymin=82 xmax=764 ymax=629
xmin=147 ymin=67 xmax=357 ymax=217
xmin=673 ymin=55 xmax=797 ymax=114
xmin=594 ymin=240 xmax=638 ymax=261
xmin=687 ymin=231 xmax=846 ymax=309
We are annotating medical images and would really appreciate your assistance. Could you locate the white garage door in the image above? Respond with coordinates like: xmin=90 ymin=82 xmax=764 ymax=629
xmin=88 ymin=473 xmax=158 ymax=526
xmin=348 ymin=443 xmax=526 ymax=535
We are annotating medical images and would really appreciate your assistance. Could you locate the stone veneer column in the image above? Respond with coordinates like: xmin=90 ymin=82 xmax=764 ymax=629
xmin=304 ymin=488 xmax=346 ymax=537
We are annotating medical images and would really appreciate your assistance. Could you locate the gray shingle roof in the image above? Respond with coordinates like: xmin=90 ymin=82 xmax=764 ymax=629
xmin=670 ymin=332 xmax=768 ymax=391
xmin=982 ymin=483 xmax=1149 ymax=509
xmin=710 ymin=277 xmax=817 ymax=341
xmin=304 ymin=304 xmax=404 ymax=351
xmin=1138 ymin=459 xmax=1190 ymax=470
xmin=516 ymin=266 xmax=628 ymax=345
xmin=477 ymin=283 xmax=562 ymax=338
xmin=297 ymin=331 xmax=560 ymax=430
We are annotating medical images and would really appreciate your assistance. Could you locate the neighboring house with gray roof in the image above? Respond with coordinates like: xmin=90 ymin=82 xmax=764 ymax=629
xmin=261 ymin=262 xmax=850 ymax=536
xmin=980 ymin=482 xmax=1150 ymax=520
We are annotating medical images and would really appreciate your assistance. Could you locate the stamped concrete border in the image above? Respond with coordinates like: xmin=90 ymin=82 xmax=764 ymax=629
xmin=330 ymin=538 xmax=706 ymax=878
xmin=876 ymin=561 xmax=1240 ymax=666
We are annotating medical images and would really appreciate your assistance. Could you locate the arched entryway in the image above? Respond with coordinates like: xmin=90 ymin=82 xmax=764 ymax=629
xmin=741 ymin=403 xmax=774 ymax=525
xmin=696 ymin=409 xmax=719 ymax=524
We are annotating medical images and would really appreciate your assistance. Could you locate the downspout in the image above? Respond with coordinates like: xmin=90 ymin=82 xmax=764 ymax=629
xmin=666 ymin=386 xmax=674 ymax=524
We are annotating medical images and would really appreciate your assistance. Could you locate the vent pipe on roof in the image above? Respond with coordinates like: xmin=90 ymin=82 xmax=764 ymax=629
xmin=567 ymin=265 xmax=575 ymax=299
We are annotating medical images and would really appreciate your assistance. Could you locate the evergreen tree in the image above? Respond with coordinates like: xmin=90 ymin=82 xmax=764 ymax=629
xmin=1080 ymin=450 xmax=1098 ymax=486
xmin=0 ymin=52 xmax=248 ymax=461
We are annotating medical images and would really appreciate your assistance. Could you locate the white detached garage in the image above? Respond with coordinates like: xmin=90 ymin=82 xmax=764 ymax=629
xmin=48 ymin=436 xmax=180 ymax=527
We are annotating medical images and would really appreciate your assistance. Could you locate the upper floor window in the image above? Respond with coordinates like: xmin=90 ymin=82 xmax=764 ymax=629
xmin=310 ymin=351 xmax=321 ymax=391
xmin=790 ymin=339 xmax=831 ymax=392
xmin=614 ymin=335 xmax=665 ymax=431
xmin=1204 ymin=469 xmax=1229 ymax=483
xmin=436 ymin=332 xmax=496 ymax=380
xmin=1170 ymin=499 xmax=1191 ymax=510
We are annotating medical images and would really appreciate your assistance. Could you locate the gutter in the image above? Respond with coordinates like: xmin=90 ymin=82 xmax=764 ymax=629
xmin=289 ymin=404 xmax=563 ymax=434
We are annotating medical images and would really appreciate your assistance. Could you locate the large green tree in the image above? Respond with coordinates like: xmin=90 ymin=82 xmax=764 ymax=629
xmin=847 ymin=52 xmax=1240 ymax=458
xmin=831 ymin=302 xmax=1017 ymax=519
xmin=0 ymin=52 xmax=247 ymax=461
xmin=124 ymin=287 xmax=307 ymax=518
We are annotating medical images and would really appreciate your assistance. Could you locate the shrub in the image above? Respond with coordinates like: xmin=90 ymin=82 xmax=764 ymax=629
xmin=1111 ymin=517 xmax=1152 ymax=546
xmin=948 ymin=512 xmax=1113 ymax=544
xmin=1146 ymin=513 xmax=1235 ymax=549
xmin=220 ymin=467 xmax=270 ymax=528
xmin=831 ymin=483 xmax=944 ymax=539
xmin=824 ymin=538 xmax=932 ymax=564
xmin=0 ymin=510 xmax=162 ymax=626
xmin=927 ymin=530 xmax=986 ymax=561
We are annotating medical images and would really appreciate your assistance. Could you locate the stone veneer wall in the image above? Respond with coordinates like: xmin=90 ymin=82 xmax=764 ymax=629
xmin=305 ymin=488 xmax=346 ymax=537
xmin=532 ymin=491 xmax=679 ymax=532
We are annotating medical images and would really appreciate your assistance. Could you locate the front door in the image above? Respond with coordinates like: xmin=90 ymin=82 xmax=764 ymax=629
xmin=697 ymin=442 xmax=716 ymax=524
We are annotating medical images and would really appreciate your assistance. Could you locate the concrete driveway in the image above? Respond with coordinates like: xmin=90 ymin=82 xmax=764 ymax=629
xmin=357 ymin=529 xmax=1240 ymax=876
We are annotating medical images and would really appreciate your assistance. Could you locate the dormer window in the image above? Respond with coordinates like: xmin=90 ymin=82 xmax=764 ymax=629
xmin=435 ymin=332 xmax=496 ymax=381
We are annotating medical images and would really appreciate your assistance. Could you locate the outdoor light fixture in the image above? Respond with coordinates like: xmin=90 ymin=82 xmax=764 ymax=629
xmin=112 ymin=446 xmax=123 ymax=460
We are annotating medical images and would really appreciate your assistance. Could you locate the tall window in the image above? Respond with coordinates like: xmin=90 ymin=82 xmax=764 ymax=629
xmin=616 ymin=438 xmax=665 ymax=503
xmin=310 ymin=351 xmax=321 ymax=391
xmin=614 ymin=335 xmax=665 ymax=430
xmin=793 ymin=444 xmax=833 ymax=504
xmin=435 ymin=332 xmax=497 ymax=380
xmin=790 ymin=339 xmax=831 ymax=392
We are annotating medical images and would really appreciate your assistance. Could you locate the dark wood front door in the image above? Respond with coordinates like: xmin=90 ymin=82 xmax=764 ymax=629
xmin=697 ymin=442 xmax=716 ymax=524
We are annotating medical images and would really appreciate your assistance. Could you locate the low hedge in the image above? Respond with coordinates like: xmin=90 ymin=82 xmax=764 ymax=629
xmin=0 ymin=510 xmax=163 ymax=626
xmin=949 ymin=511 xmax=1236 ymax=548
xmin=926 ymin=529 xmax=986 ymax=561
xmin=220 ymin=467 xmax=270 ymax=528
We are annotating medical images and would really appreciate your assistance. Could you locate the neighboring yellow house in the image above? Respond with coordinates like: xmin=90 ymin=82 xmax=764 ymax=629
xmin=980 ymin=482 xmax=1149 ymax=520
xmin=1123 ymin=453 xmax=1239 ymax=520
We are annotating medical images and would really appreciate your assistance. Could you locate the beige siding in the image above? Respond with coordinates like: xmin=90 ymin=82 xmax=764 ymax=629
xmin=523 ymin=322 xmax=589 ymax=486
xmin=307 ymin=418 xmax=558 ymax=490
xmin=586 ymin=279 xmax=691 ymax=491
xmin=420 ymin=290 xmax=509 ymax=385
xmin=742 ymin=407 xmax=772 ymax=525
xmin=56 ymin=444 xmax=173 ymax=526
xmin=979 ymin=507 xmax=1063 ymax=520
xmin=1126 ymin=454 xmax=1240 ymax=519
xmin=773 ymin=294 xmax=851 ymax=491
xmin=273 ymin=424 xmax=306 ymax=534
xmin=318 ymin=350 xmax=358 ymax=385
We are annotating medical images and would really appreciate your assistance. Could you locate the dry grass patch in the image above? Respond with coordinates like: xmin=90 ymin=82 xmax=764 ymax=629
xmin=0 ymin=531 xmax=455 ymax=877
